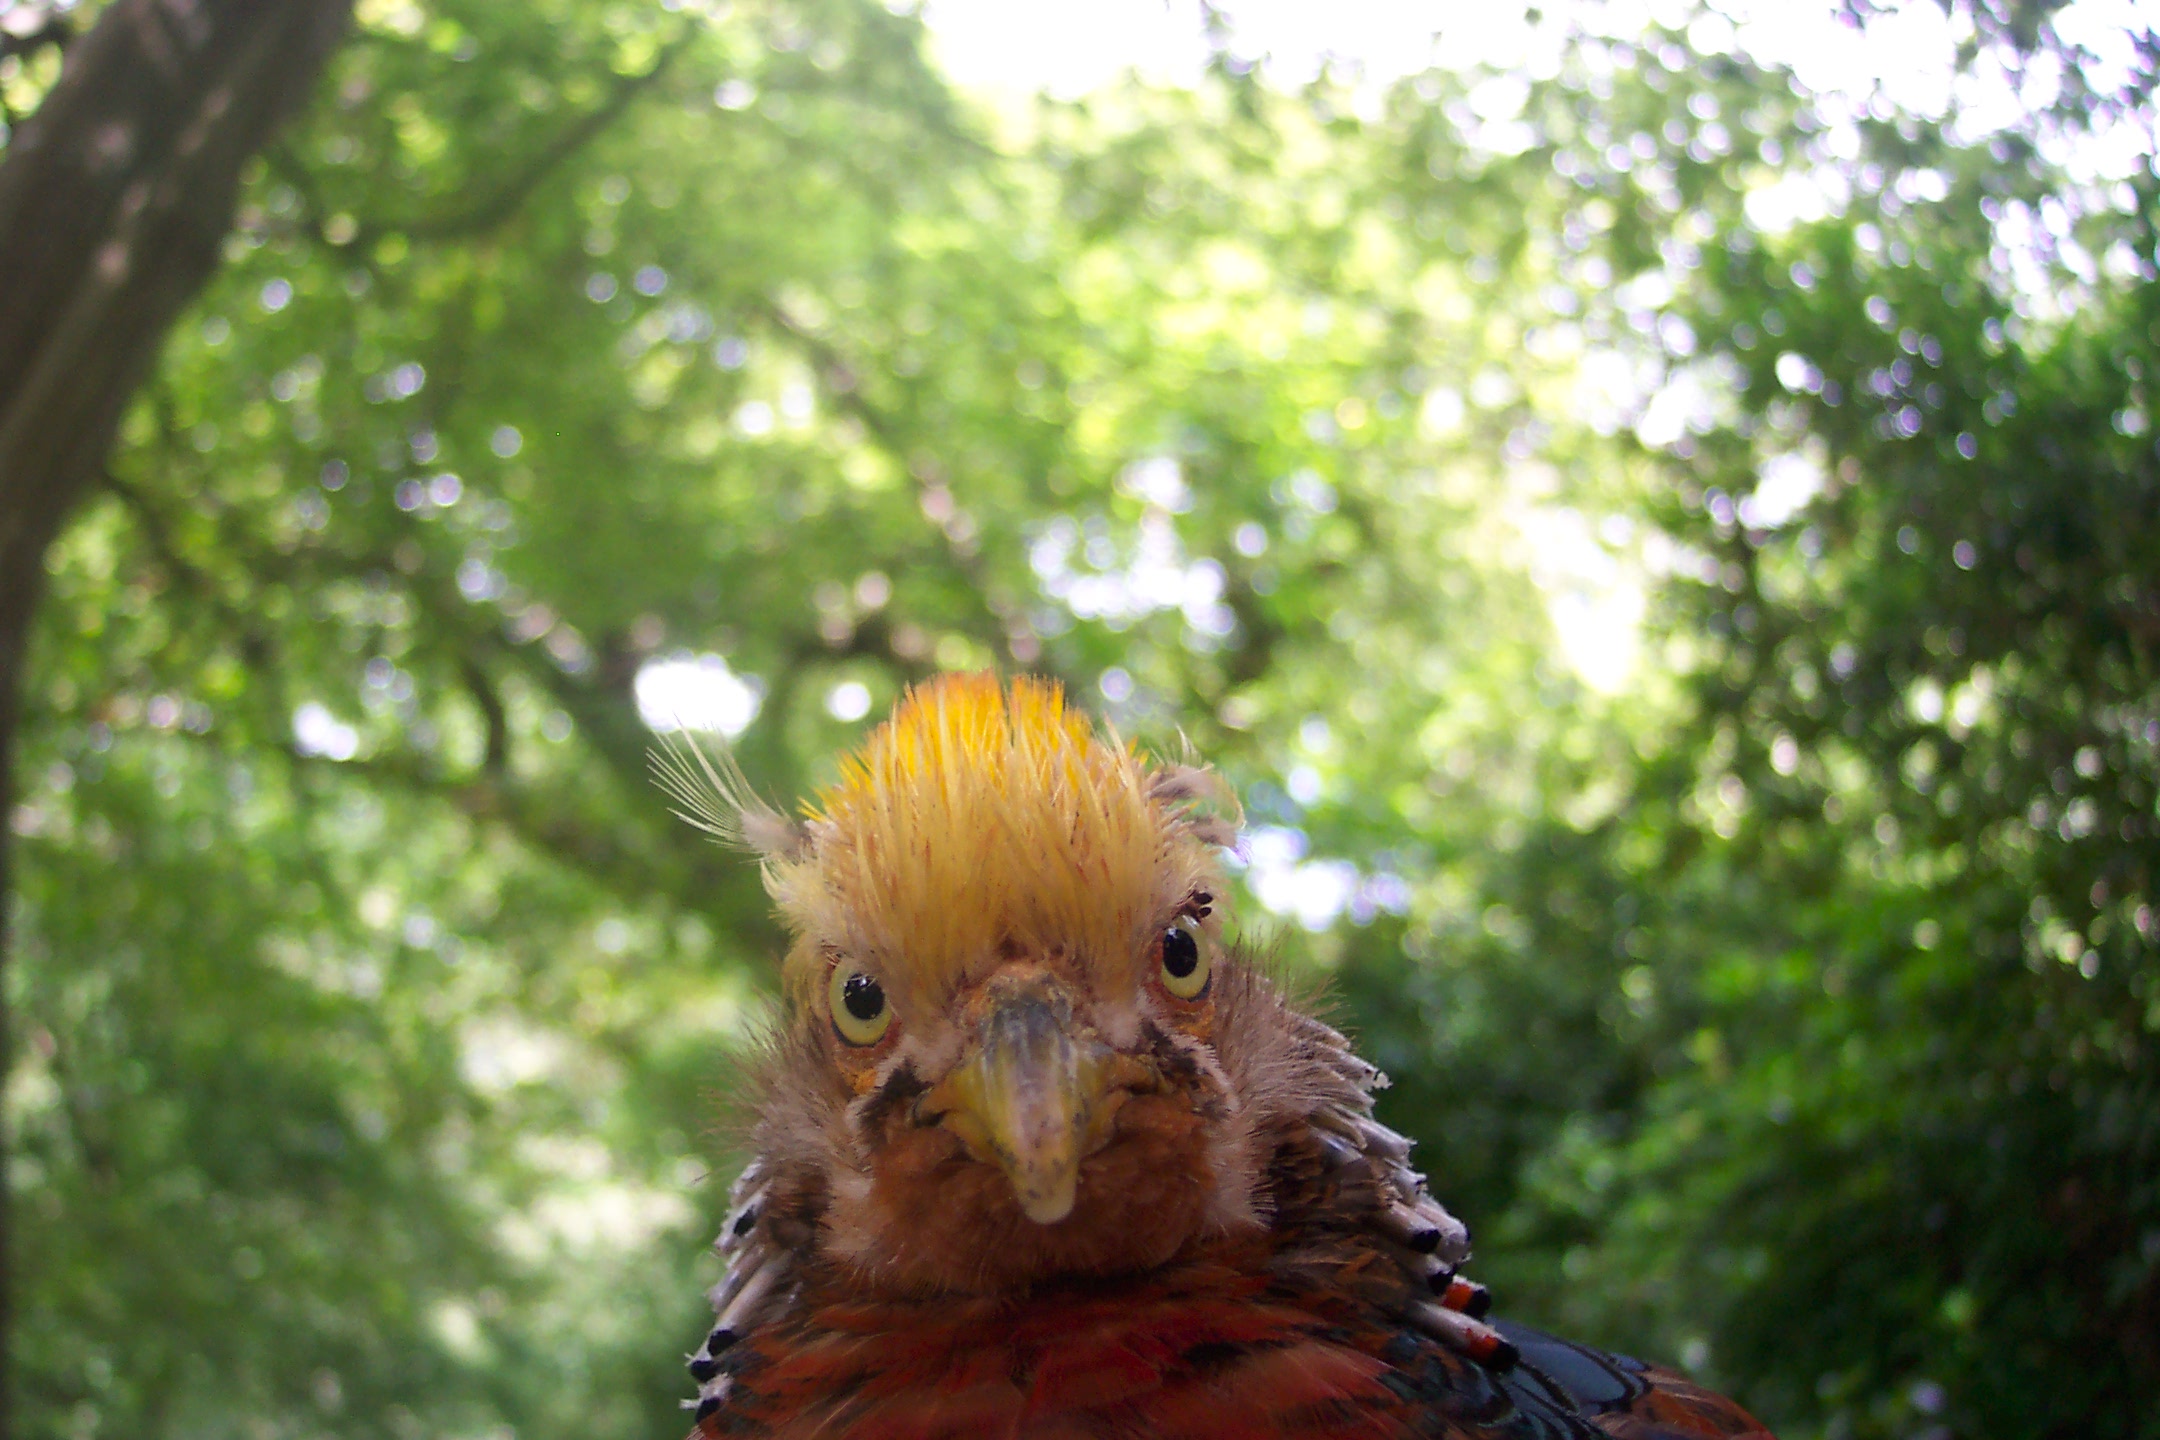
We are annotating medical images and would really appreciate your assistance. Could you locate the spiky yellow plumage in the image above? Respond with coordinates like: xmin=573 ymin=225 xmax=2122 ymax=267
xmin=781 ymin=673 xmax=1233 ymax=1013
xmin=661 ymin=674 xmax=1236 ymax=1016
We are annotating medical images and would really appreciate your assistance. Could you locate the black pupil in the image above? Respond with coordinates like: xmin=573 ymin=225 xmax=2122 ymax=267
xmin=1161 ymin=926 xmax=1199 ymax=978
xmin=841 ymin=972 xmax=885 ymax=1022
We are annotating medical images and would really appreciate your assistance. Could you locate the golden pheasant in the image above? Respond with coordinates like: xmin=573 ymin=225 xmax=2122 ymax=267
xmin=657 ymin=673 xmax=1771 ymax=1440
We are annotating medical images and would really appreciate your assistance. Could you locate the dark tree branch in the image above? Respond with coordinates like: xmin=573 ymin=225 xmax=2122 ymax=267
xmin=0 ymin=8 xmax=73 ymax=64
xmin=0 ymin=4 xmax=355 ymax=1426
xmin=398 ymin=29 xmax=695 ymax=241
xmin=755 ymin=297 xmax=1022 ymax=653
xmin=261 ymin=28 xmax=692 ymax=261
xmin=462 ymin=657 xmax=512 ymax=779
xmin=282 ymin=742 xmax=775 ymax=949
xmin=103 ymin=468 xmax=783 ymax=953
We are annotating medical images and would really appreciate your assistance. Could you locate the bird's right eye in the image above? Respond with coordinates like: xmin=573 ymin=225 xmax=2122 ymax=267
xmin=827 ymin=960 xmax=892 ymax=1046
xmin=1158 ymin=916 xmax=1209 ymax=1000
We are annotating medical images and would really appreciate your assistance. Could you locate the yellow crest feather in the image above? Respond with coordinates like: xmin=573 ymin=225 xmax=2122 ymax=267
xmin=756 ymin=673 xmax=1236 ymax=1014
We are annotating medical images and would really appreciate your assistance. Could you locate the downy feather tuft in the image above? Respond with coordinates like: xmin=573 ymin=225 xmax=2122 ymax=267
xmin=650 ymin=727 xmax=808 ymax=858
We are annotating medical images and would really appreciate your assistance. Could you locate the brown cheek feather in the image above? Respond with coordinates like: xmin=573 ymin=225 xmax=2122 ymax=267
xmin=830 ymin=1092 xmax=1220 ymax=1296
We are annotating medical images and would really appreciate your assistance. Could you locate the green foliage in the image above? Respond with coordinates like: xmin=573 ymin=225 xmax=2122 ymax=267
xmin=7 ymin=2 xmax=2154 ymax=1438
xmin=1585 ymin=137 xmax=2160 ymax=1436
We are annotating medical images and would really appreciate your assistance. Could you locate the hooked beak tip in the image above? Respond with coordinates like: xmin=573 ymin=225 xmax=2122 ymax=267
xmin=1014 ymin=1176 xmax=1079 ymax=1226
xmin=923 ymin=984 xmax=1143 ymax=1227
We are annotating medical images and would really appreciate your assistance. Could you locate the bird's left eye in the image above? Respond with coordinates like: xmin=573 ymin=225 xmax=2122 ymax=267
xmin=1158 ymin=916 xmax=1209 ymax=1000
xmin=828 ymin=961 xmax=893 ymax=1046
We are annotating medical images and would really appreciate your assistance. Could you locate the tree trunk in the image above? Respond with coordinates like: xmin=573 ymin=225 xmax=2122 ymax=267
xmin=0 ymin=0 xmax=354 ymax=1429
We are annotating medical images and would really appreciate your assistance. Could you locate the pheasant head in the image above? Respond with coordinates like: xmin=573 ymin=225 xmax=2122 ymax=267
xmin=666 ymin=672 xmax=1264 ymax=1294
xmin=661 ymin=675 xmax=1774 ymax=1440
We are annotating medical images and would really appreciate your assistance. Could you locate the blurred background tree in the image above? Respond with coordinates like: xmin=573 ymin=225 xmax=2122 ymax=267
xmin=2 ymin=1 xmax=2152 ymax=1438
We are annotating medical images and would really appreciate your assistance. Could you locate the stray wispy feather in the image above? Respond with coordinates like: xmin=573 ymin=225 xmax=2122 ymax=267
xmin=649 ymin=724 xmax=807 ymax=858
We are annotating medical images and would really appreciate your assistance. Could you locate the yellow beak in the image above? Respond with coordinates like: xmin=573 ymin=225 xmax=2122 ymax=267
xmin=920 ymin=977 xmax=1150 ymax=1225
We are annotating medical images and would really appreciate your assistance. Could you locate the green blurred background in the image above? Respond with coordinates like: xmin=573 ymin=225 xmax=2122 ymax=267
xmin=6 ymin=0 xmax=2156 ymax=1436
